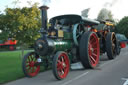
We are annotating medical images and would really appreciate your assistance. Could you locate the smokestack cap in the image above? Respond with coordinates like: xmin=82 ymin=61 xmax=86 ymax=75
xmin=39 ymin=6 xmax=49 ymax=10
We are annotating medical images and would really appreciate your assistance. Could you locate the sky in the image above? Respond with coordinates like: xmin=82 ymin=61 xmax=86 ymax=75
xmin=0 ymin=0 xmax=128 ymax=20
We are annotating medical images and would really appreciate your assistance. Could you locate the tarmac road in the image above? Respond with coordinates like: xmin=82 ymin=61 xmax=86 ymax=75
xmin=5 ymin=47 xmax=128 ymax=85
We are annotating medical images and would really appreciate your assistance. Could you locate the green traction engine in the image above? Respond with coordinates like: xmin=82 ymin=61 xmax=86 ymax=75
xmin=22 ymin=6 xmax=117 ymax=80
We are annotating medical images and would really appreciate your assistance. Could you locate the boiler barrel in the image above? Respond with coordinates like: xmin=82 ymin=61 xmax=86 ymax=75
xmin=53 ymin=39 xmax=72 ymax=51
xmin=34 ymin=38 xmax=73 ymax=56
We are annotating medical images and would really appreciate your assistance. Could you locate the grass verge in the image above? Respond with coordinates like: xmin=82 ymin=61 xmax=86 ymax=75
xmin=0 ymin=50 xmax=46 ymax=84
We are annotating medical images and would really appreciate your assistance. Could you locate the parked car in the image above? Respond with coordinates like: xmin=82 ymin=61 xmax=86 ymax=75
xmin=116 ymin=33 xmax=127 ymax=55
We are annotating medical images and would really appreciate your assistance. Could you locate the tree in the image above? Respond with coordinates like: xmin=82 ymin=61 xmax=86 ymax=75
xmin=0 ymin=13 xmax=9 ymax=41
xmin=4 ymin=3 xmax=41 ymax=44
xmin=97 ymin=8 xmax=113 ymax=21
xmin=2 ymin=3 xmax=41 ymax=56
xmin=116 ymin=16 xmax=128 ymax=38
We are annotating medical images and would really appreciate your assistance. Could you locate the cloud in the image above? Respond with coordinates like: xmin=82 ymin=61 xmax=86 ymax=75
xmin=103 ymin=0 xmax=119 ymax=8
xmin=42 ymin=0 xmax=51 ymax=5
xmin=111 ymin=0 xmax=128 ymax=19
xmin=1 ymin=0 xmax=128 ymax=20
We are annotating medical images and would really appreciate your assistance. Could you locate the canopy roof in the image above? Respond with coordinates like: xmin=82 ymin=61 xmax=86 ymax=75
xmin=49 ymin=14 xmax=100 ymax=26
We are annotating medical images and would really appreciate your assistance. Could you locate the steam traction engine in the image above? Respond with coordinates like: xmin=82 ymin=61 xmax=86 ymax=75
xmin=22 ymin=6 xmax=117 ymax=80
xmin=96 ymin=20 xmax=118 ymax=59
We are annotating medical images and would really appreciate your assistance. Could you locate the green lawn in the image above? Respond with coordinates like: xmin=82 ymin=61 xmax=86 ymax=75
xmin=0 ymin=50 xmax=34 ymax=84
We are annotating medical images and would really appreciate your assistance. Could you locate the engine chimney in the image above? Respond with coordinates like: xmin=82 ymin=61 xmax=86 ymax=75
xmin=39 ymin=6 xmax=49 ymax=37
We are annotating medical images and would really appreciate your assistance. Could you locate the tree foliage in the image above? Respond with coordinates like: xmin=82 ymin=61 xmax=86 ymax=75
xmin=97 ymin=8 xmax=113 ymax=21
xmin=0 ymin=3 xmax=41 ymax=45
xmin=116 ymin=16 xmax=128 ymax=38
xmin=0 ymin=13 xmax=9 ymax=41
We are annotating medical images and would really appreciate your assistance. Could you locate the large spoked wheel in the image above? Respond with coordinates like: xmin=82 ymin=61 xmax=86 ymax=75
xmin=106 ymin=32 xmax=117 ymax=59
xmin=79 ymin=32 xmax=100 ymax=68
xmin=73 ymin=24 xmax=84 ymax=46
xmin=52 ymin=51 xmax=70 ymax=80
xmin=22 ymin=52 xmax=40 ymax=77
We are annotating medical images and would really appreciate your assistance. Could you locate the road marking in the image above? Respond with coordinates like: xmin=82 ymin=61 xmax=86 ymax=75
xmin=61 ymin=72 xmax=89 ymax=85
xmin=122 ymin=78 xmax=128 ymax=85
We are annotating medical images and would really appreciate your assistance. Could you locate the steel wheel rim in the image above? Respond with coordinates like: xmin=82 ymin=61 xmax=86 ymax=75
xmin=88 ymin=33 xmax=99 ymax=67
xmin=57 ymin=53 xmax=69 ymax=79
xmin=25 ymin=54 xmax=40 ymax=77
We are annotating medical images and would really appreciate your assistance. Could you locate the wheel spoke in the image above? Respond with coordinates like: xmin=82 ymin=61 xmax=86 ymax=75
xmin=90 ymin=56 xmax=96 ymax=63
xmin=91 ymin=42 xmax=98 ymax=47
xmin=26 ymin=65 xmax=29 ymax=67
xmin=33 ymin=57 xmax=36 ymax=62
xmin=28 ymin=67 xmax=31 ymax=72
xmin=57 ymin=60 xmax=61 ymax=64
xmin=58 ymin=71 xmax=61 ymax=75
xmin=93 ymin=47 xmax=98 ymax=50
xmin=92 ymin=53 xmax=97 ymax=57
xmin=61 ymin=57 xmax=64 ymax=62
xmin=57 ymin=60 xmax=63 ymax=70
xmin=76 ymin=35 xmax=80 ymax=38
xmin=90 ymin=37 xmax=96 ymax=44
xmin=31 ymin=55 xmax=34 ymax=61
xmin=29 ymin=56 xmax=32 ymax=61
xmin=57 ymin=63 xmax=61 ymax=69
xmin=32 ymin=67 xmax=35 ymax=73
xmin=61 ymin=70 xmax=64 ymax=75
xmin=80 ymin=31 xmax=84 ymax=34
xmin=28 ymin=56 xmax=31 ymax=62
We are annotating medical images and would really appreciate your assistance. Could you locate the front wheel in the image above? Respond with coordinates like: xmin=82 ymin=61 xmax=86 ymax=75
xmin=52 ymin=51 xmax=70 ymax=80
xmin=22 ymin=52 xmax=40 ymax=77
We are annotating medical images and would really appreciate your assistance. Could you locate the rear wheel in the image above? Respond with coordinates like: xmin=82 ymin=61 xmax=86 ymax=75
xmin=52 ymin=51 xmax=70 ymax=80
xmin=79 ymin=32 xmax=100 ymax=68
xmin=22 ymin=52 xmax=40 ymax=77
xmin=106 ymin=32 xmax=117 ymax=59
